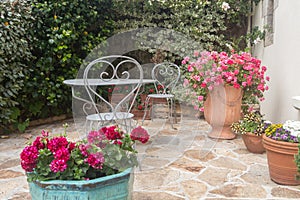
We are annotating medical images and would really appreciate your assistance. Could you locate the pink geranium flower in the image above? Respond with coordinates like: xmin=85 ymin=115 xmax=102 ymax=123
xmin=20 ymin=125 xmax=150 ymax=182
xmin=50 ymin=159 xmax=67 ymax=173
xmin=130 ymin=126 xmax=150 ymax=144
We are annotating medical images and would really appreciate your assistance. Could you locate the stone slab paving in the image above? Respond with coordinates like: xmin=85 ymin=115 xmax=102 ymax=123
xmin=1 ymin=118 xmax=300 ymax=200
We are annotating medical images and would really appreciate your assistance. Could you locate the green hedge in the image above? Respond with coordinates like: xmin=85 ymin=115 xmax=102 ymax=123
xmin=0 ymin=0 xmax=34 ymax=132
xmin=18 ymin=0 xmax=114 ymax=121
xmin=0 ymin=0 xmax=114 ymax=132
xmin=113 ymin=0 xmax=258 ymax=53
xmin=0 ymin=0 xmax=261 ymax=133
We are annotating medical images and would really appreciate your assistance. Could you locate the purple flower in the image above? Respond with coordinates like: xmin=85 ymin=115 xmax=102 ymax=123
xmin=280 ymin=134 xmax=288 ymax=141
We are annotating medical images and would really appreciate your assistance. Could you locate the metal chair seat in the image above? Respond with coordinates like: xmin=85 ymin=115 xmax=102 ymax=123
xmin=142 ymin=62 xmax=180 ymax=128
xmin=82 ymin=55 xmax=143 ymax=134
xmin=147 ymin=94 xmax=174 ymax=99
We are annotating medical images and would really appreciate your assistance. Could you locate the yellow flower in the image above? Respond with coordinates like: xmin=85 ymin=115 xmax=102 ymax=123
xmin=265 ymin=124 xmax=282 ymax=136
xmin=83 ymin=31 xmax=88 ymax=36
xmin=54 ymin=15 xmax=57 ymax=20
xmin=4 ymin=22 xmax=9 ymax=26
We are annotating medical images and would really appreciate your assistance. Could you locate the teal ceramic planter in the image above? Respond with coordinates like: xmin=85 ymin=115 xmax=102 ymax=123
xmin=29 ymin=168 xmax=133 ymax=200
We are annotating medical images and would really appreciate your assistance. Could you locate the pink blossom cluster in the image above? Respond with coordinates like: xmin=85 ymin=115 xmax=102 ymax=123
xmin=89 ymin=125 xmax=150 ymax=145
xmin=20 ymin=131 xmax=105 ymax=174
xmin=182 ymin=50 xmax=270 ymax=111
xmin=20 ymin=125 xmax=150 ymax=180
xmin=100 ymin=126 xmax=123 ymax=140
xmin=20 ymin=146 xmax=39 ymax=172
xmin=130 ymin=126 xmax=150 ymax=144
xmin=86 ymin=152 xmax=105 ymax=169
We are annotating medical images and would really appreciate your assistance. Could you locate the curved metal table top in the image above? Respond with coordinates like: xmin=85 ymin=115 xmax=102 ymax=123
xmin=63 ymin=79 xmax=156 ymax=86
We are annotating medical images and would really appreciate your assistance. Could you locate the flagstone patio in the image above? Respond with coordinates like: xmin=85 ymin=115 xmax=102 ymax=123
xmin=1 ymin=115 xmax=300 ymax=200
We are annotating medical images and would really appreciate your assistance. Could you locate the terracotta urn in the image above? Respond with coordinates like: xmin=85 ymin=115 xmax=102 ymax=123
xmin=263 ymin=134 xmax=300 ymax=185
xmin=204 ymin=85 xmax=242 ymax=139
xmin=241 ymin=132 xmax=265 ymax=154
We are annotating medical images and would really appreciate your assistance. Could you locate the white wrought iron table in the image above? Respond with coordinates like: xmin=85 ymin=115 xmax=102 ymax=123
xmin=63 ymin=78 xmax=156 ymax=108
xmin=63 ymin=79 xmax=156 ymax=86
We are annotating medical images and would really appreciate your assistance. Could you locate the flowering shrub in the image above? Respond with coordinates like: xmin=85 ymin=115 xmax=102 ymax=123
xmin=134 ymin=95 xmax=148 ymax=111
xmin=265 ymin=121 xmax=299 ymax=143
xmin=182 ymin=50 xmax=270 ymax=112
xmin=231 ymin=111 xmax=270 ymax=136
xmin=20 ymin=125 xmax=150 ymax=182
xmin=107 ymin=85 xmax=131 ymax=94
xmin=143 ymin=83 xmax=156 ymax=95
xmin=132 ymin=84 xmax=164 ymax=111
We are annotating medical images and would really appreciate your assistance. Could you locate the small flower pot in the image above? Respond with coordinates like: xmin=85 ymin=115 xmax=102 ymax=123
xmin=241 ymin=132 xmax=265 ymax=154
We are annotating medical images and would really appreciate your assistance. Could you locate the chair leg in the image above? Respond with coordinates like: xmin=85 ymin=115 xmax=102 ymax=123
xmin=173 ymin=99 xmax=177 ymax=124
xmin=141 ymin=96 xmax=151 ymax=125
xmin=169 ymin=98 xmax=174 ymax=129
xmin=151 ymin=97 xmax=154 ymax=122
xmin=84 ymin=119 xmax=89 ymax=136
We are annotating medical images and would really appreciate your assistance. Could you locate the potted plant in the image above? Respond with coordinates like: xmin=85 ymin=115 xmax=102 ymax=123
xmin=295 ymin=135 xmax=300 ymax=182
xmin=263 ymin=120 xmax=300 ymax=185
xmin=181 ymin=50 xmax=270 ymax=139
xmin=107 ymin=85 xmax=132 ymax=103
xmin=20 ymin=124 xmax=150 ymax=200
xmin=131 ymin=94 xmax=152 ymax=120
xmin=231 ymin=111 xmax=270 ymax=153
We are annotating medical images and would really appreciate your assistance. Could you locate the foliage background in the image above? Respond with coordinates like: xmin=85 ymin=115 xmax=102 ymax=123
xmin=0 ymin=0 xmax=261 ymax=133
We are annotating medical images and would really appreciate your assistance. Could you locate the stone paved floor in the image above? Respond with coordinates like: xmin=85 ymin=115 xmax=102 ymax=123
xmin=1 ymin=117 xmax=300 ymax=200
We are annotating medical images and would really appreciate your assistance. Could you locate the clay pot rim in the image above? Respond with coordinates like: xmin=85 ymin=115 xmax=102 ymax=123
xmin=262 ymin=134 xmax=299 ymax=147
xmin=262 ymin=134 xmax=299 ymax=154
xmin=242 ymin=132 xmax=262 ymax=137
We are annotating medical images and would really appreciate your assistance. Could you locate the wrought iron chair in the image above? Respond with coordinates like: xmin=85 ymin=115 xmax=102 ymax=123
xmin=142 ymin=62 xmax=180 ymax=128
xmin=83 ymin=55 xmax=143 ymax=133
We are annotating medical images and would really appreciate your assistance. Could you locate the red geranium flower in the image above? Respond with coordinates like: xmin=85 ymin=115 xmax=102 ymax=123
xmin=130 ymin=126 xmax=150 ymax=144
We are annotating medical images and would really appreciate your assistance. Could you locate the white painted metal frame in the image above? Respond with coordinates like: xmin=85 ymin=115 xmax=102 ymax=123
xmin=142 ymin=62 xmax=180 ymax=128
xmin=83 ymin=55 xmax=143 ymax=133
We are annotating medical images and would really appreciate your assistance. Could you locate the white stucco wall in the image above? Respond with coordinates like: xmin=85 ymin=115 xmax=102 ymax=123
xmin=252 ymin=0 xmax=300 ymax=123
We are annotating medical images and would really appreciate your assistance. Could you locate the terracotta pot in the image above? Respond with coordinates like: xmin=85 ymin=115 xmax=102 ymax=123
xmin=131 ymin=109 xmax=151 ymax=120
xmin=241 ymin=132 xmax=265 ymax=153
xmin=108 ymin=93 xmax=128 ymax=103
xmin=263 ymin=134 xmax=300 ymax=185
xmin=204 ymin=85 xmax=242 ymax=139
xmin=139 ymin=94 xmax=148 ymax=103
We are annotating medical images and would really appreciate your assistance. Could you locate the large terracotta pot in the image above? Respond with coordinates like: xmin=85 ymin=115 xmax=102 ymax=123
xmin=241 ymin=132 xmax=265 ymax=154
xmin=263 ymin=134 xmax=300 ymax=185
xmin=204 ymin=85 xmax=242 ymax=139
